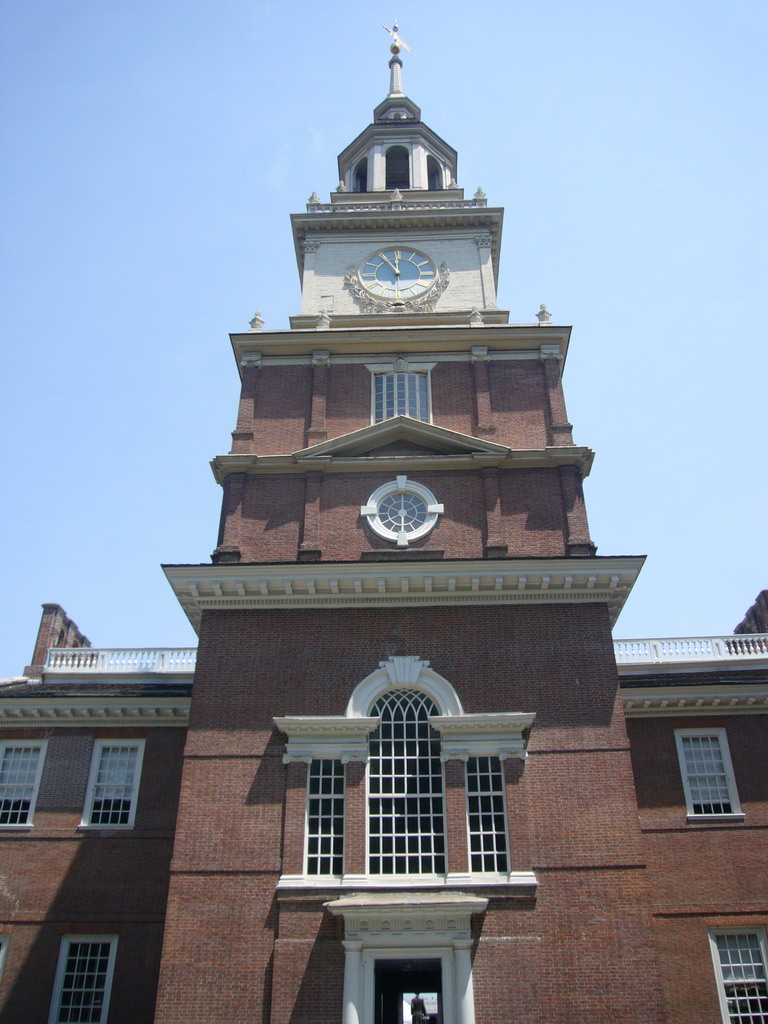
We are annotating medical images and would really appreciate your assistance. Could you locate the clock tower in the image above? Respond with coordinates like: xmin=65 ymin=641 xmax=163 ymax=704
xmin=157 ymin=38 xmax=662 ymax=1024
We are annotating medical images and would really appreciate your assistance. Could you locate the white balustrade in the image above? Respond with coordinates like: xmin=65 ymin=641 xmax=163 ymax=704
xmin=42 ymin=635 xmax=766 ymax=676
xmin=308 ymin=198 xmax=487 ymax=213
xmin=45 ymin=647 xmax=197 ymax=674
xmin=613 ymin=634 xmax=768 ymax=666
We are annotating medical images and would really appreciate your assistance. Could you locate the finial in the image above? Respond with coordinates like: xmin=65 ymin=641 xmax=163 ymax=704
xmin=536 ymin=304 xmax=552 ymax=325
xmin=249 ymin=311 xmax=265 ymax=332
xmin=474 ymin=187 xmax=487 ymax=200
xmin=382 ymin=22 xmax=413 ymax=56
xmin=382 ymin=22 xmax=412 ymax=97
xmin=307 ymin=191 xmax=321 ymax=205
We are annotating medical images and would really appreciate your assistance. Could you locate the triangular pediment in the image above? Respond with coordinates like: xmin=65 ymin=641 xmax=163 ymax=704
xmin=293 ymin=417 xmax=510 ymax=460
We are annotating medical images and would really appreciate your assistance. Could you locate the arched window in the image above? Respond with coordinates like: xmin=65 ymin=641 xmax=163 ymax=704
xmin=427 ymin=155 xmax=442 ymax=190
xmin=368 ymin=688 xmax=445 ymax=875
xmin=385 ymin=146 xmax=410 ymax=189
xmin=353 ymin=158 xmax=368 ymax=193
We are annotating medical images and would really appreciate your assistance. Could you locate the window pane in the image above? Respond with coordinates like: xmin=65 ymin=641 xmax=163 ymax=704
xmin=0 ymin=745 xmax=42 ymax=826
xmin=373 ymin=373 xmax=429 ymax=423
xmin=715 ymin=933 xmax=768 ymax=1023
xmin=466 ymin=756 xmax=509 ymax=873
xmin=368 ymin=689 xmax=445 ymax=875
xmin=54 ymin=940 xmax=115 ymax=1024
xmin=681 ymin=735 xmax=733 ymax=815
xmin=89 ymin=745 xmax=140 ymax=826
xmin=306 ymin=759 xmax=344 ymax=876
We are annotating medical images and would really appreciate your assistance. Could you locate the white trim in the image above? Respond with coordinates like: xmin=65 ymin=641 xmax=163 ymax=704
xmin=0 ymin=934 xmax=8 ymax=983
xmin=0 ymin=698 xmax=189 ymax=726
xmin=346 ymin=656 xmax=464 ymax=718
xmin=361 ymin=477 xmax=444 ymax=547
xmin=709 ymin=928 xmax=768 ymax=1024
xmin=622 ymin=684 xmax=768 ymax=717
xmin=674 ymin=729 xmax=742 ymax=820
xmin=81 ymin=739 xmax=145 ymax=830
xmin=0 ymin=740 xmax=48 ymax=829
xmin=367 ymin=363 xmax=435 ymax=426
xmin=326 ymin=893 xmax=488 ymax=1024
xmin=276 ymin=871 xmax=537 ymax=890
xmin=48 ymin=935 xmax=118 ymax=1024
xmin=273 ymin=716 xmax=379 ymax=763
xmin=430 ymin=713 xmax=535 ymax=760
xmin=164 ymin=557 xmax=643 ymax=632
xmin=305 ymin=757 xmax=346 ymax=877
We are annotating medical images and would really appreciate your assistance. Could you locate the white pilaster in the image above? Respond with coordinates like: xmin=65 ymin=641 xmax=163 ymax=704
xmin=475 ymin=236 xmax=497 ymax=309
xmin=453 ymin=939 xmax=476 ymax=1024
xmin=342 ymin=940 xmax=363 ymax=1024
xmin=300 ymin=241 xmax=320 ymax=314
xmin=412 ymin=145 xmax=428 ymax=190
xmin=371 ymin=145 xmax=386 ymax=191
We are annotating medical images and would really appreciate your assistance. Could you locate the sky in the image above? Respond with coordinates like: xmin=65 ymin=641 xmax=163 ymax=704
xmin=1 ymin=0 xmax=766 ymax=677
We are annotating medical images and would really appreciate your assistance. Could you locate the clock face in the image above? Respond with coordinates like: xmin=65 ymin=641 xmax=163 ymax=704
xmin=359 ymin=248 xmax=436 ymax=301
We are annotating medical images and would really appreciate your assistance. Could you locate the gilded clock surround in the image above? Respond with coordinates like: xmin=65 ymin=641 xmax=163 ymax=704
xmin=344 ymin=256 xmax=450 ymax=314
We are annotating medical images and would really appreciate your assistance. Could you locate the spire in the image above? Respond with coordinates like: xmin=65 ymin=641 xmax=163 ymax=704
xmin=382 ymin=22 xmax=412 ymax=98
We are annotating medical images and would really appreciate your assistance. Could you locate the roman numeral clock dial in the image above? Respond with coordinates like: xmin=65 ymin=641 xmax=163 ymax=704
xmin=359 ymin=248 xmax=436 ymax=300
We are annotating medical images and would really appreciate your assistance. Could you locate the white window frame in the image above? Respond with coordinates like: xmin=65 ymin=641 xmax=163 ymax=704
xmin=360 ymin=476 xmax=444 ymax=547
xmin=81 ymin=740 xmax=145 ymax=829
xmin=675 ymin=729 xmax=743 ymax=822
xmin=366 ymin=361 xmax=435 ymax=425
xmin=0 ymin=934 xmax=8 ymax=984
xmin=48 ymin=934 xmax=118 ymax=1024
xmin=305 ymin=758 xmax=345 ymax=877
xmin=709 ymin=928 xmax=768 ymax=1024
xmin=0 ymin=740 xmax=48 ymax=829
xmin=465 ymin=755 xmax=510 ymax=875
xmin=367 ymin=688 xmax=446 ymax=878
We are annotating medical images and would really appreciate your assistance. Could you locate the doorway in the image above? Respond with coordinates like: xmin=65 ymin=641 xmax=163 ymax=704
xmin=374 ymin=958 xmax=442 ymax=1024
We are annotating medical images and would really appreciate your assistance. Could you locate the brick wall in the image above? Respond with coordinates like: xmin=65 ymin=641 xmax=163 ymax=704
xmin=0 ymin=727 xmax=185 ymax=1022
xmin=227 ymin=358 xmax=566 ymax=456
xmin=153 ymin=601 xmax=670 ymax=1023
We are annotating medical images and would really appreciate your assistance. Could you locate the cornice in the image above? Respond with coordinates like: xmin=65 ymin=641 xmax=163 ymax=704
xmin=621 ymin=683 xmax=768 ymax=717
xmin=0 ymin=695 xmax=190 ymax=726
xmin=163 ymin=556 xmax=644 ymax=633
xmin=290 ymin=206 xmax=504 ymax=287
xmin=231 ymin=323 xmax=571 ymax=368
xmin=211 ymin=446 xmax=595 ymax=483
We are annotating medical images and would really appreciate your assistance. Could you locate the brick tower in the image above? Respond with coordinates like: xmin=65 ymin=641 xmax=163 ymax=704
xmin=156 ymin=37 xmax=662 ymax=1024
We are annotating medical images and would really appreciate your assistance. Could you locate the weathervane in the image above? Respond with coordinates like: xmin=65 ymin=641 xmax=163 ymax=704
xmin=382 ymin=21 xmax=413 ymax=55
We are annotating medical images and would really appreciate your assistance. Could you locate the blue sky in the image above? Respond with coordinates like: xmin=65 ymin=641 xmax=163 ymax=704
xmin=1 ymin=0 xmax=766 ymax=676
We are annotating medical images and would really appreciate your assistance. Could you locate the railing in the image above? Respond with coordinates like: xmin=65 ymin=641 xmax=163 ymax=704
xmin=307 ymin=198 xmax=488 ymax=213
xmin=613 ymin=634 xmax=768 ymax=666
xmin=42 ymin=635 xmax=767 ymax=676
xmin=45 ymin=648 xmax=197 ymax=674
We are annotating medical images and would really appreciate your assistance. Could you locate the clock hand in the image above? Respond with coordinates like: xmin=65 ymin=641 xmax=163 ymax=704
xmin=380 ymin=252 xmax=400 ymax=276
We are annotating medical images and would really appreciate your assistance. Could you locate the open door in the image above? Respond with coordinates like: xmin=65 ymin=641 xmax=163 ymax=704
xmin=374 ymin=958 xmax=442 ymax=1024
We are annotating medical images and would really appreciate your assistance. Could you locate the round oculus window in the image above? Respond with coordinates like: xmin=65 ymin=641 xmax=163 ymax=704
xmin=360 ymin=476 xmax=444 ymax=547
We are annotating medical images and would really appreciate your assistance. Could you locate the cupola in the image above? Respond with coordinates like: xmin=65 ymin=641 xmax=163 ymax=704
xmin=337 ymin=28 xmax=458 ymax=194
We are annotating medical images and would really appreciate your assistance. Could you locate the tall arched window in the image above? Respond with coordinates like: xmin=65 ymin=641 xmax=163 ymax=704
xmin=353 ymin=158 xmax=368 ymax=193
xmin=427 ymin=155 xmax=442 ymax=190
xmin=368 ymin=689 xmax=445 ymax=875
xmin=385 ymin=146 xmax=410 ymax=190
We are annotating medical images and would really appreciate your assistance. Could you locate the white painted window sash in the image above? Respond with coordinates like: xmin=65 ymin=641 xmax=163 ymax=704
xmin=709 ymin=928 xmax=768 ymax=1024
xmin=48 ymin=935 xmax=118 ymax=1024
xmin=0 ymin=740 xmax=47 ymax=828
xmin=82 ymin=740 xmax=145 ymax=829
xmin=674 ymin=729 xmax=742 ymax=821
